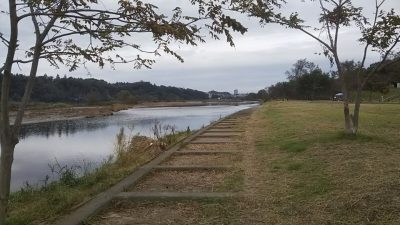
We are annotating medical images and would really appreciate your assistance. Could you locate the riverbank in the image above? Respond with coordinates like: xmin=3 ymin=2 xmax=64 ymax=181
xmin=7 ymin=129 xmax=191 ymax=225
xmin=9 ymin=103 xmax=132 ymax=125
xmin=7 ymin=101 xmax=400 ymax=224
xmin=11 ymin=100 xmax=259 ymax=125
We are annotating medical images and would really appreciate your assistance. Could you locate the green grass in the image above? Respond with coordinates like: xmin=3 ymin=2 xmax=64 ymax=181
xmin=198 ymin=200 xmax=238 ymax=224
xmin=280 ymin=140 xmax=308 ymax=153
xmin=286 ymin=161 xmax=304 ymax=171
xmin=8 ymin=161 xmax=135 ymax=225
xmin=251 ymin=101 xmax=400 ymax=224
xmin=290 ymin=160 xmax=331 ymax=199
xmin=216 ymin=170 xmax=244 ymax=192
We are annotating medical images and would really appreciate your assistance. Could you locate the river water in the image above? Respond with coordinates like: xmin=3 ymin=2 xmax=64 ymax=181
xmin=10 ymin=104 xmax=257 ymax=191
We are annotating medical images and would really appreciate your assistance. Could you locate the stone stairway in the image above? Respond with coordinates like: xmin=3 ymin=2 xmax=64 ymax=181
xmin=114 ymin=118 xmax=243 ymax=200
xmin=55 ymin=109 xmax=252 ymax=225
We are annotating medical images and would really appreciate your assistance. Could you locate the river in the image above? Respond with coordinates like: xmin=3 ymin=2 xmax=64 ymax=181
xmin=10 ymin=103 xmax=257 ymax=191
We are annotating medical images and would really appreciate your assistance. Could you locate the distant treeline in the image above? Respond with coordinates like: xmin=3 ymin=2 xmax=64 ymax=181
xmin=267 ymin=59 xmax=337 ymax=100
xmin=1 ymin=74 xmax=208 ymax=104
xmin=265 ymin=57 xmax=400 ymax=101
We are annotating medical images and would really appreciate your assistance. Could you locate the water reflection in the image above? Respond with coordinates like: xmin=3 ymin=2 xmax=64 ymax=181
xmin=9 ymin=104 xmax=257 ymax=191
xmin=19 ymin=119 xmax=109 ymax=139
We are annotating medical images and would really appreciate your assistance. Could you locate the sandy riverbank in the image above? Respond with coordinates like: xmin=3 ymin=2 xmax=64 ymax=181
xmin=11 ymin=101 xmax=258 ymax=124
xmin=9 ymin=103 xmax=131 ymax=125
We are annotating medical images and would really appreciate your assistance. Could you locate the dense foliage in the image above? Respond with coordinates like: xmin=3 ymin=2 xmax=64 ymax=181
xmin=266 ymin=58 xmax=400 ymax=101
xmin=1 ymin=74 xmax=208 ymax=104
xmin=364 ymin=57 xmax=400 ymax=93
xmin=267 ymin=59 xmax=337 ymax=100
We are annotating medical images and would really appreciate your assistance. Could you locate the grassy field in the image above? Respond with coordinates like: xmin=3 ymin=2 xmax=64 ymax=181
xmin=247 ymin=101 xmax=400 ymax=224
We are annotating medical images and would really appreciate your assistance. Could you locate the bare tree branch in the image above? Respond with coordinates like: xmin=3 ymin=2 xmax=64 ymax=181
xmin=0 ymin=33 xmax=10 ymax=47
xmin=13 ymin=2 xmax=65 ymax=133
xmin=29 ymin=4 xmax=40 ymax=39
xmin=319 ymin=0 xmax=335 ymax=48
xmin=296 ymin=26 xmax=334 ymax=52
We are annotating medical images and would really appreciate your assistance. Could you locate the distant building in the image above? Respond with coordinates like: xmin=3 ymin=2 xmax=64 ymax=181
xmin=234 ymin=89 xmax=239 ymax=96
xmin=208 ymin=90 xmax=232 ymax=99
xmin=236 ymin=93 xmax=248 ymax=98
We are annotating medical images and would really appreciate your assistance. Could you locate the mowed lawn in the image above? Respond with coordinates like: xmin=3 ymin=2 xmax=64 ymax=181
xmin=249 ymin=101 xmax=400 ymax=225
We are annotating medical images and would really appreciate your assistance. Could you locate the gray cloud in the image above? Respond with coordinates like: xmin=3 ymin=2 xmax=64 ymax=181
xmin=1 ymin=0 xmax=399 ymax=93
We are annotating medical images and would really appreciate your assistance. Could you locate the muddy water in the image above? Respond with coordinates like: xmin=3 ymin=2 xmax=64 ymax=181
xmin=9 ymin=104 xmax=257 ymax=190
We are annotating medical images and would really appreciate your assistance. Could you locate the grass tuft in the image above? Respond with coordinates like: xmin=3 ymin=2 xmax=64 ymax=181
xmin=280 ymin=141 xmax=308 ymax=153
xmin=286 ymin=162 xmax=304 ymax=171
xmin=216 ymin=170 xmax=244 ymax=192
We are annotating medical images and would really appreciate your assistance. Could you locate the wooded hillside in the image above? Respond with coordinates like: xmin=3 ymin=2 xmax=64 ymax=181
xmin=1 ymin=74 xmax=208 ymax=104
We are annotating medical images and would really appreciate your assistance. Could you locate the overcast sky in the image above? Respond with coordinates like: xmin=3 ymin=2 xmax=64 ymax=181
xmin=1 ymin=0 xmax=399 ymax=93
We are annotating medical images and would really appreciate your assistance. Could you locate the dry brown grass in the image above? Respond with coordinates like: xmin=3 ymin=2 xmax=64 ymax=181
xmin=180 ymin=143 xmax=240 ymax=151
xmin=129 ymin=170 xmax=240 ymax=192
xmin=242 ymin=101 xmax=400 ymax=225
xmin=89 ymin=199 xmax=242 ymax=225
xmin=161 ymin=154 xmax=241 ymax=166
xmin=90 ymin=201 xmax=203 ymax=225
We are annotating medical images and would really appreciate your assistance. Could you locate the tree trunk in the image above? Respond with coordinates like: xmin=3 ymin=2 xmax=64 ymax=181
xmin=332 ymin=49 xmax=354 ymax=134
xmin=0 ymin=138 xmax=16 ymax=225
xmin=352 ymin=92 xmax=361 ymax=134
xmin=352 ymin=85 xmax=363 ymax=135
xmin=0 ymin=0 xmax=18 ymax=223
xmin=338 ymin=70 xmax=353 ymax=134
xmin=342 ymin=93 xmax=353 ymax=133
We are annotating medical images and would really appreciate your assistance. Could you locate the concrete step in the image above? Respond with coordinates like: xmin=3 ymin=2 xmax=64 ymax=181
xmin=218 ymin=122 xmax=239 ymax=125
xmin=199 ymin=133 xmax=241 ymax=138
xmin=222 ymin=119 xmax=240 ymax=122
xmin=206 ymin=129 xmax=245 ymax=133
xmin=191 ymin=139 xmax=240 ymax=144
xmin=151 ymin=165 xmax=233 ymax=171
xmin=115 ymin=192 xmax=237 ymax=201
xmin=213 ymin=126 xmax=235 ymax=129
xmin=175 ymin=150 xmax=241 ymax=155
